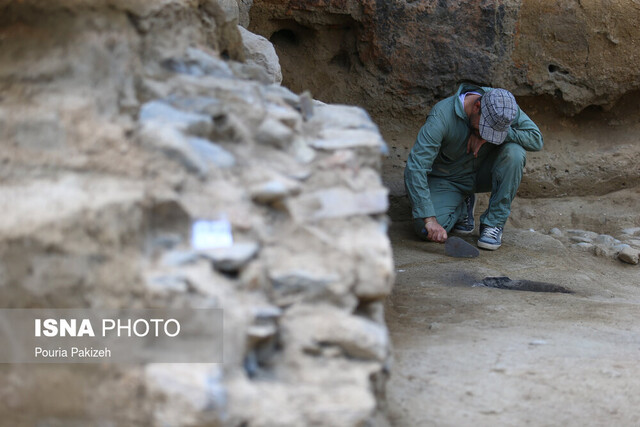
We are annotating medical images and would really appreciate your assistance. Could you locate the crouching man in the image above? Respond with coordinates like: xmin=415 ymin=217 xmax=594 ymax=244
xmin=404 ymin=84 xmax=543 ymax=250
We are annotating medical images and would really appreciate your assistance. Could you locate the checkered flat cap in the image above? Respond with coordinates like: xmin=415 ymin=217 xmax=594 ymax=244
xmin=479 ymin=89 xmax=518 ymax=145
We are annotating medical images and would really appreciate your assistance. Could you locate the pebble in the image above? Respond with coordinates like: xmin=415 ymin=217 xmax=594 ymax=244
xmin=250 ymin=179 xmax=301 ymax=204
xmin=269 ymin=270 xmax=338 ymax=290
xmin=309 ymin=128 xmax=385 ymax=150
xmin=549 ymin=228 xmax=563 ymax=237
xmin=256 ymin=117 xmax=294 ymax=148
xmin=300 ymin=307 xmax=389 ymax=361
xmin=166 ymin=95 xmax=222 ymax=115
xmin=570 ymin=235 xmax=593 ymax=243
xmin=573 ymin=242 xmax=594 ymax=252
xmin=621 ymin=227 xmax=640 ymax=236
xmin=139 ymin=124 xmax=210 ymax=175
xmin=265 ymin=102 xmax=302 ymax=130
xmin=288 ymin=187 xmax=389 ymax=220
xmin=309 ymin=104 xmax=378 ymax=131
xmin=594 ymin=234 xmax=619 ymax=246
xmin=201 ymin=242 xmax=260 ymax=273
xmin=140 ymin=100 xmax=212 ymax=136
xmin=162 ymin=47 xmax=234 ymax=78
xmin=261 ymin=84 xmax=300 ymax=108
xmin=187 ymin=137 xmax=236 ymax=169
xmin=618 ymin=246 xmax=640 ymax=265
xmin=566 ymin=229 xmax=598 ymax=240
xmin=593 ymin=245 xmax=613 ymax=258
xmin=290 ymin=138 xmax=316 ymax=164
xmin=612 ymin=243 xmax=630 ymax=254
xmin=625 ymin=239 xmax=640 ymax=248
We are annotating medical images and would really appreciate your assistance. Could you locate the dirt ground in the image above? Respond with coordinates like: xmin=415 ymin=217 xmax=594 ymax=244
xmin=385 ymin=220 xmax=640 ymax=426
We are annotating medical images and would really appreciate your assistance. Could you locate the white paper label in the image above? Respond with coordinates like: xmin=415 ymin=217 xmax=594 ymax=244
xmin=191 ymin=219 xmax=233 ymax=249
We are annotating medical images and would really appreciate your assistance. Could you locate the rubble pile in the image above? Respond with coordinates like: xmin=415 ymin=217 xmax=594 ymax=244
xmin=549 ymin=227 xmax=640 ymax=265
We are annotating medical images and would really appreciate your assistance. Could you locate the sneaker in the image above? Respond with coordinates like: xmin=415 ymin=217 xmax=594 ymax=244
xmin=452 ymin=194 xmax=476 ymax=235
xmin=478 ymin=225 xmax=503 ymax=250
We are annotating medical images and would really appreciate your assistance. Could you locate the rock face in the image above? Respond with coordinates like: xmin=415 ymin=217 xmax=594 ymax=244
xmin=0 ymin=1 xmax=393 ymax=425
xmin=249 ymin=0 xmax=640 ymax=121
xmin=248 ymin=0 xmax=640 ymax=219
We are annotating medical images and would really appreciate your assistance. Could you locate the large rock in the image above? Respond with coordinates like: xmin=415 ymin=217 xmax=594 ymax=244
xmin=618 ymin=246 xmax=640 ymax=265
xmin=285 ymin=305 xmax=389 ymax=361
xmin=239 ymin=25 xmax=283 ymax=84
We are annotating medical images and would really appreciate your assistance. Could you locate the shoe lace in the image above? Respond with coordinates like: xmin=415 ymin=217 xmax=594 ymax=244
xmin=457 ymin=216 xmax=471 ymax=226
xmin=483 ymin=226 xmax=502 ymax=239
xmin=465 ymin=196 xmax=474 ymax=211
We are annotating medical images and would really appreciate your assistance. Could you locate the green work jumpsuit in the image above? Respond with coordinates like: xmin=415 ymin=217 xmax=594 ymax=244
xmin=404 ymin=83 xmax=543 ymax=238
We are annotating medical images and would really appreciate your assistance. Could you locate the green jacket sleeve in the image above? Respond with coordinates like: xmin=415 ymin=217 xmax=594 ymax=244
xmin=404 ymin=110 xmax=447 ymax=219
xmin=505 ymin=108 xmax=543 ymax=152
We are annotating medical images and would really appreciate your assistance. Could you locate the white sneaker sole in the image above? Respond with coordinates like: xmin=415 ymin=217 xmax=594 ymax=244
xmin=477 ymin=240 xmax=501 ymax=250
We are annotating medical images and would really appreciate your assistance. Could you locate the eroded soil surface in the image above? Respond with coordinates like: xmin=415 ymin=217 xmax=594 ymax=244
xmin=385 ymin=221 xmax=640 ymax=426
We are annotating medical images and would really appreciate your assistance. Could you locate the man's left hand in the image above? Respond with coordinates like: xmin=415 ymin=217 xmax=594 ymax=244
xmin=467 ymin=132 xmax=487 ymax=158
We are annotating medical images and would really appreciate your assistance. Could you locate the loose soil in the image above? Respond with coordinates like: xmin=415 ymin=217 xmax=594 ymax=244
xmin=385 ymin=221 xmax=640 ymax=426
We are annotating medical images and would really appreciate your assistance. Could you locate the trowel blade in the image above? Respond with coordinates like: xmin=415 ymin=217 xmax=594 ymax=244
xmin=444 ymin=236 xmax=479 ymax=258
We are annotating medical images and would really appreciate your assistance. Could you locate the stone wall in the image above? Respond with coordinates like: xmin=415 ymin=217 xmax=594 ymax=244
xmin=0 ymin=1 xmax=394 ymax=425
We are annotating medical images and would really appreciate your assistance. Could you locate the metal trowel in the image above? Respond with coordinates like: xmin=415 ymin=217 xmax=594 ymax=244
xmin=444 ymin=236 xmax=479 ymax=258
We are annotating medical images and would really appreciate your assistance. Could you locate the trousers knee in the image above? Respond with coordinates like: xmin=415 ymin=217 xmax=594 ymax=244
xmin=497 ymin=143 xmax=526 ymax=168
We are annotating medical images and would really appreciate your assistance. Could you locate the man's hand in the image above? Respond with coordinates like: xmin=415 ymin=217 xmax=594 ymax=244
xmin=467 ymin=131 xmax=487 ymax=158
xmin=424 ymin=217 xmax=448 ymax=243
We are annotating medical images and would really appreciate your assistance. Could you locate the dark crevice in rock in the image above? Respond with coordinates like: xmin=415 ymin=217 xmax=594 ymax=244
xmin=270 ymin=28 xmax=300 ymax=47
